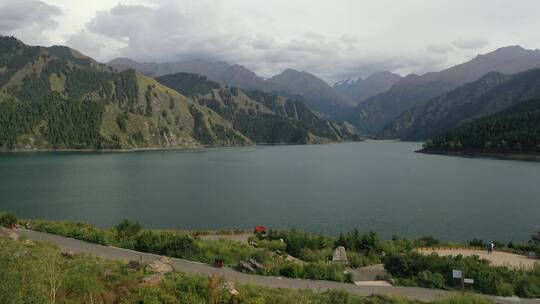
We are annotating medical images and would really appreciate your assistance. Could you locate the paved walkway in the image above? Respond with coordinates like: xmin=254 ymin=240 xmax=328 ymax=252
xmin=16 ymin=229 xmax=540 ymax=304
xmin=420 ymin=249 xmax=538 ymax=269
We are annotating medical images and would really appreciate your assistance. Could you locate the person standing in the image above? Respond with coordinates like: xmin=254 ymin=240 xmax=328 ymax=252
xmin=488 ymin=241 xmax=494 ymax=254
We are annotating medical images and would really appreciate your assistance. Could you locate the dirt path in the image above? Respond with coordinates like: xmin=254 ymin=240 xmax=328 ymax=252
xmin=420 ymin=249 xmax=538 ymax=269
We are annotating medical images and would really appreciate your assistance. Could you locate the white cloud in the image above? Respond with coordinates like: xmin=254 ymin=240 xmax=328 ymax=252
xmin=0 ymin=0 xmax=61 ymax=45
xmin=453 ymin=38 xmax=489 ymax=50
xmin=4 ymin=0 xmax=540 ymax=82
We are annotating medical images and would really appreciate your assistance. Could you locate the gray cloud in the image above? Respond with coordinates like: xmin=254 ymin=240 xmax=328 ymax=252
xmin=0 ymin=0 xmax=61 ymax=44
xmin=453 ymin=38 xmax=489 ymax=50
xmin=71 ymin=1 xmax=453 ymax=82
xmin=61 ymin=0 xmax=539 ymax=83
xmin=426 ymin=43 xmax=454 ymax=54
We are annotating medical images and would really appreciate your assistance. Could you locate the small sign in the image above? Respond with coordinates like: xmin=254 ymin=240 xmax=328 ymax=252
xmin=452 ymin=270 xmax=463 ymax=279
xmin=464 ymin=278 xmax=474 ymax=284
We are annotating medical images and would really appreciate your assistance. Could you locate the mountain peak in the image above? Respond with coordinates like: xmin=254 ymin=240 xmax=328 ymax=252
xmin=109 ymin=57 xmax=138 ymax=65
xmin=475 ymin=45 xmax=531 ymax=60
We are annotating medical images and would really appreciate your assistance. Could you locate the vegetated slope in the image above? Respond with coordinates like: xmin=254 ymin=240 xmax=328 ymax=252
xmin=0 ymin=36 xmax=250 ymax=150
xmin=348 ymin=46 xmax=540 ymax=135
xmin=333 ymin=72 xmax=402 ymax=105
xmin=109 ymin=58 xmax=353 ymax=118
xmin=155 ymin=72 xmax=360 ymax=143
xmin=421 ymin=98 xmax=540 ymax=154
xmin=383 ymin=68 xmax=540 ymax=140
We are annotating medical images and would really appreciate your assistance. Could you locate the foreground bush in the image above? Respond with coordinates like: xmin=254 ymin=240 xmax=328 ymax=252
xmin=0 ymin=212 xmax=17 ymax=227
xmin=384 ymin=251 xmax=540 ymax=298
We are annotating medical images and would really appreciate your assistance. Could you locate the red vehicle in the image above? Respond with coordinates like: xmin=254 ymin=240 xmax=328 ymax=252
xmin=254 ymin=226 xmax=267 ymax=234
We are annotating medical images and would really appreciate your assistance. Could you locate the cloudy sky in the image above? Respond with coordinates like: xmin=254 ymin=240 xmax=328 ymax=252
xmin=2 ymin=0 xmax=540 ymax=82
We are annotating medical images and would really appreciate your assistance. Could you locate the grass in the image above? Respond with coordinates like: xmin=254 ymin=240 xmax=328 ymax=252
xmin=7 ymin=213 xmax=539 ymax=295
xmin=0 ymin=235 xmax=500 ymax=304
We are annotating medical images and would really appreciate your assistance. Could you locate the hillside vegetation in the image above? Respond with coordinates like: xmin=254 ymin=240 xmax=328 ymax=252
xmin=0 ymin=36 xmax=251 ymax=150
xmin=384 ymin=69 xmax=540 ymax=140
xmin=1 ymin=236 xmax=453 ymax=304
xmin=422 ymin=99 xmax=540 ymax=154
xmin=156 ymin=72 xmax=360 ymax=144
xmin=0 ymin=36 xmax=358 ymax=151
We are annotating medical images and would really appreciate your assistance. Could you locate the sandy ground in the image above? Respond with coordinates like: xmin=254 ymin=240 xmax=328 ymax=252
xmin=420 ymin=249 xmax=538 ymax=269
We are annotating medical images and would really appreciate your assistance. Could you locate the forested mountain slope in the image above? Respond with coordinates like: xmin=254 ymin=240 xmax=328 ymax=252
xmin=422 ymin=98 xmax=540 ymax=154
xmin=383 ymin=68 xmax=540 ymax=140
xmin=0 ymin=36 xmax=251 ymax=150
xmin=156 ymin=72 xmax=360 ymax=143
xmin=0 ymin=37 xmax=357 ymax=150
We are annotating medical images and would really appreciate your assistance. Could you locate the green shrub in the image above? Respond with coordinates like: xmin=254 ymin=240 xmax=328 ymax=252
xmin=279 ymin=261 xmax=303 ymax=278
xmin=348 ymin=251 xmax=381 ymax=268
xmin=384 ymin=251 xmax=538 ymax=297
xmin=135 ymin=230 xmax=198 ymax=258
xmin=298 ymin=248 xmax=332 ymax=262
xmin=115 ymin=219 xmax=142 ymax=240
xmin=257 ymin=239 xmax=287 ymax=252
xmin=0 ymin=212 xmax=17 ymax=227
xmin=515 ymin=274 xmax=540 ymax=298
xmin=417 ymin=270 xmax=446 ymax=289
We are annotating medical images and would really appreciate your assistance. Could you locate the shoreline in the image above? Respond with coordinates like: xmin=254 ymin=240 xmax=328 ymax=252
xmin=417 ymin=149 xmax=540 ymax=162
xmin=0 ymin=141 xmax=351 ymax=154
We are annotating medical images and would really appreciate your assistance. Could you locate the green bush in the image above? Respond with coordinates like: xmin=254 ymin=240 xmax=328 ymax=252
xmin=257 ymin=239 xmax=287 ymax=252
xmin=384 ymin=251 xmax=538 ymax=297
xmin=134 ymin=230 xmax=198 ymax=258
xmin=115 ymin=219 xmax=142 ymax=240
xmin=515 ymin=273 xmax=540 ymax=298
xmin=299 ymin=248 xmax=332 ymax=262
xmin=348 ymin=251 xmax=381 ymax=268
xmin=0 ymin=212 xmax=17 ymax=227
xmin=417 ymin=270 xmax=446 ymax=289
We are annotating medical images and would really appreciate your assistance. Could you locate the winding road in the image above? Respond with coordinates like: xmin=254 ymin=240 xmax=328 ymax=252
xmin=17 ymin=229 xmax=539 ymax=304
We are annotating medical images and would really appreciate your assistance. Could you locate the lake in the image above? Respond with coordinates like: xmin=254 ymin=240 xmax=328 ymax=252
xmin=0 ymin=141 xmax=539 ymax=242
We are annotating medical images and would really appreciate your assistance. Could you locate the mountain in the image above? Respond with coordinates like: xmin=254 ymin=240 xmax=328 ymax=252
xmin=421 ymin=98 xmax=540 ymax=154
xmin=108 ymin=59 xmax=352 ymax=117
xmin=0 ymin=36 xmax=254 ymax=150
xmin=333 ymin=72 xmax=402 ymax=104
xmin=383 ymin=68 xmax=540 ymax=140
xmin=268 ymin=69 xmax=353 ymax=117
xmin=347 ymin=46 xmax=540 ymax=135
xmin=155 ymin=72 xmax=360 ymax=143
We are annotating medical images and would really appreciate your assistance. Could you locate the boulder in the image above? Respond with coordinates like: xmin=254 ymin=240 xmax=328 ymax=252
xmin=147 ymin=257 xmax=174 ymax=273
xmin=332 ymin=246 xmax=348 ymax=262
xmin=0 ymin=227 xmax=19 ymax=240
xmin=238 ymin=261 xmax=255 ymax=273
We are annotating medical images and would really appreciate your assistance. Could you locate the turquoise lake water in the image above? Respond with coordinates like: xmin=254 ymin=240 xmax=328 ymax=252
xmin=1 ymin=141 xmax=539 ymax=242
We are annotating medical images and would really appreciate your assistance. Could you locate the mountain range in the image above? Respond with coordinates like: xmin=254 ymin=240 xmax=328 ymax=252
xmin=108 ymin=58 xmax=381 ymax=117
xmin=333 ymin=72 xmax=402 ymax=105
xmin=383 ymin=68 xmax=540 ymax=140
xmin=347 ymin=46 xmax=540 ymax=135
xmin=0 ymin=36 xmax=359 ymax=151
